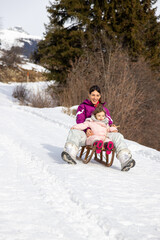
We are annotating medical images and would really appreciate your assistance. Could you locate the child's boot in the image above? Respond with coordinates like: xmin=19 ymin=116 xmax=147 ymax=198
xmin=93 ymin=140 xmax=103 ymax=154
xmin=104 ymin=141 xmax=114 ymax=154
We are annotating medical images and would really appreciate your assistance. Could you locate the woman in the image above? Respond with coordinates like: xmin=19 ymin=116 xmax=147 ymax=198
xmin=71 ymin=104 xmax=116 ymax=154
xmin=61 ymin=85 xmax=135 ymax=171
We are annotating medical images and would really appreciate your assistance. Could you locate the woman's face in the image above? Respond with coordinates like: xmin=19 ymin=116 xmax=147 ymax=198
xmin=88 ymin=90 xmax=101 ymax=105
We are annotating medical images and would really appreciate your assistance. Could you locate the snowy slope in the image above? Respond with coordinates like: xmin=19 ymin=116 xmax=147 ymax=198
xmin=0 ymin=82 xmax=160 ymax=240
xmin=19 ymin=61 xmax=47 ymax=73
xmin=0 ymin=27 xmax=41 ymax=50
xmin=0 ymin=27 xmax=46 ymax=72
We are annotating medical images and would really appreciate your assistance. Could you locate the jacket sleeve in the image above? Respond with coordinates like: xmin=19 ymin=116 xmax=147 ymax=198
xmin=76 ymin=104 xmax=86 ymax=124
xmin=104 ymin=107 xmax=113 ymax=126
xmin=109 ymin=126 xmax=117 ymax=132
xmin=73 ymin=122 xmax=90 ymax=130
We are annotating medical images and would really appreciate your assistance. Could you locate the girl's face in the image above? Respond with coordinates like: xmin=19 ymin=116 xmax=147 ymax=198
xmin=88 ymin=90 xmax=101 ymax=105
xmin=95 ymin=111 xmax=105 ymax=121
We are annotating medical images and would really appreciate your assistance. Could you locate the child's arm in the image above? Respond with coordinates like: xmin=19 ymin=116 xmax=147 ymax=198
xmin=71 ymin=122 xmax=90 ymax=131
xmin=109 ymin=126 xmax=118 ymax=132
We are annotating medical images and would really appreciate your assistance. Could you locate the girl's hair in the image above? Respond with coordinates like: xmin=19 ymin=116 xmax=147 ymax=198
xmin=89 ymin=85 xmax=101 ymax=94
xmin=93 ymin=104 xmax=106 ymax=116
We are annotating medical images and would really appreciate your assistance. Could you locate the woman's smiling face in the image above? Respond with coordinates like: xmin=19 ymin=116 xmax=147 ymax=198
xmin=88 ymin=90 xmax=101 ymax=105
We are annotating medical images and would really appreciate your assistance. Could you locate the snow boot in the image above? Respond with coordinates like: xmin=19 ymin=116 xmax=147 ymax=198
xmin=61 ymin=151 xmax=77 ymax=164
xmin=61 ymin=142 xmax=79 ymax=164
xmin=93 ymin=140 xmax=103 ymax=154
xmin=121 ymin=159 xmax=136 ymax=171
xmin=117 ymin=148 xmax=136 ymax=171
xmin=104 ymin=141 xmax=114 ymax=154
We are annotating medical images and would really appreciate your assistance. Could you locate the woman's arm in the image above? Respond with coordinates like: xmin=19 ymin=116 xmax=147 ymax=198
xmin=76 ymin=104 xmax=86 ymax=124
xmin=104 ymin=107 xmax=113 ymax=126
xmin=76 ymin=103 xmax=94 ymax=136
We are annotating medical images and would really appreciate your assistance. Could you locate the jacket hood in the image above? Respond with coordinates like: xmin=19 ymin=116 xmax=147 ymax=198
xmin=91 ymin=114 xmax=109 ymax=124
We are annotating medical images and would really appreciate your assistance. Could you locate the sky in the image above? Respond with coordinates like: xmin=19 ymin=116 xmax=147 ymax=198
xmin=155 ymin=0 xmax=160 ymax=16
xmin=0 ymin=0 xmax=50 ymax=37
xmin=0 ymin=0 xmax=160 ymax=37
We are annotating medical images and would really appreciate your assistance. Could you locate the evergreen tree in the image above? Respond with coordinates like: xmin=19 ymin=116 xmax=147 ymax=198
xmin=141 ymin=1 xmax=160 ymax=67
xmin=37 ymin=26 xmax=83 ymax=82
xmin=36 ymin=0 xmax=160 ymax=82
xmin=37 ymin=0 xmax=88 ymax=82
xmin=107 ymin=0 xmax=160 ymax=64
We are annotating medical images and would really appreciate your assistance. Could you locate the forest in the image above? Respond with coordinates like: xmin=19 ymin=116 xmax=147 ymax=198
xmin=34 ymin=0 xmax=160 ymax=150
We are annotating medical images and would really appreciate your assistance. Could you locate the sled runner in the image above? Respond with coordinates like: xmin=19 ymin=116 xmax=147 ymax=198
xmin=78 ymin=145 xmax=115 ymax=167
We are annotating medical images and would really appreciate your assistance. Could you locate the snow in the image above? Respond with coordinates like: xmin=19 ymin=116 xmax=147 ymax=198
xmin=18 ymin=61 xmax=47 ymax=73
xmin=0 ymin=27 xmax=41 ymax=50
xmin=0 ymin=82 xmax=160 ymax=240
xmin=0 ymin=27 xmax=46 ymax=73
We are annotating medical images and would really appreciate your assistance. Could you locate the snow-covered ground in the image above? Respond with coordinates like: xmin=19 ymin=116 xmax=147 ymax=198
xmin=0 ymin=27 xmax=41 ymax=50
xmin=0 ymin=27 xmax=47 ymax=73
xmin=18 ymin=61 xmax=47 ymax=73
xmin=0 ymin=82 xmax=160 ymax=240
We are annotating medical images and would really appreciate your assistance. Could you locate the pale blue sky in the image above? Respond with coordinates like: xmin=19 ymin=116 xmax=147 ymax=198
xmin=156 ymin=0 xmax=160 ymax=16
xmin=0 ymin=0 xmax=50 ymax=37
xmin=0 ymin=0 xmax=160 ymax=37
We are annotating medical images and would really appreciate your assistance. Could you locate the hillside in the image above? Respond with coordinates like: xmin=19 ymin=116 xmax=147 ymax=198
xmin=0 ymin=26 xmax=41 ymax=58
xmin=0 ymin=27 xmax=47 ymax=82
xmin=0 ymin=82 xmax=160 ymax=240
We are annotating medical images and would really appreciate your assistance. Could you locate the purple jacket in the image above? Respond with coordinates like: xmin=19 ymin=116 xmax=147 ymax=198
xmin=76 ymin=99 xmax=113 ymax=126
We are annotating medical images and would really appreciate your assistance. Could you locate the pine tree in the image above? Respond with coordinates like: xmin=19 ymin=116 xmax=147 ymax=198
xmin=37 ymin=26 xmax=83 ymax=82
xmin=107 ymin=0 xmax=160 ymax=64
xmin=36 ymin=0 xmax=88 ymax=82
xmin=36 ymin=0 xmax=160 ymax=82
xmin=141 ymin=1 xmax=160 ymax=67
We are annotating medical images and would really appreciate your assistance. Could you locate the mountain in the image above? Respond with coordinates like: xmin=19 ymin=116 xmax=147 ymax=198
xmin=0 ymin=81 xmax=160 ymax=240
xmin=0 ymin=26 xmax=42 ymax=58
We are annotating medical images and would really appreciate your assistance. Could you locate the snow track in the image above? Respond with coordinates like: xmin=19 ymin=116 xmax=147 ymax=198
xmin=0 ymin=82 xmax=160 ymax=240
xmin=0 ymin=135 xmax=113 ymax=240
xmin=14 ymin=105 xmax=73 ymax=130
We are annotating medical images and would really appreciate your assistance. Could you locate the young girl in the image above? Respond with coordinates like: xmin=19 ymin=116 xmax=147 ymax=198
xmin=71 ymin=105 xmax=117 ymax=154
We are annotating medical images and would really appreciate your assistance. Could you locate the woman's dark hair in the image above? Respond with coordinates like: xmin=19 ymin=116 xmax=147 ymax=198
xmin=89 ymin=85 xmax=102 ymax=103
xmin=93 ymin=104 xmax=106 ymax=116
xmin=89 ymin=85 xmax=101 ymax=94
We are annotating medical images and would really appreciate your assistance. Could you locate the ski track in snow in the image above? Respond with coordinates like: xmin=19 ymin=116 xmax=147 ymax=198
xmin=14 ymin=105 xmax=73 ymax=130
xmin=0 ymin=83 xmax=160 ymax=240
xmin=0 ymin=135 xmax=112 ymax=240
xmin=0 ymin=104 xmax=122 ymax=240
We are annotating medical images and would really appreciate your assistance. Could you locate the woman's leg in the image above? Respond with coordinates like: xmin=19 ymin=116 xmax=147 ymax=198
xmin=65 ymin=129 xmax=86 ymax=148
xmin=108 ymin=132 xmax=135 ymax=171
xmin=62 ymin=129 xmax=87 ymax=164
xmin=107 ymin=132 xmax=128 ymax=154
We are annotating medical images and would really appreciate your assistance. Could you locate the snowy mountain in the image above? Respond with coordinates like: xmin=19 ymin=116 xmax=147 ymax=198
xmin=0 ymin=82 xmax=160 ymax=240
xmin=0 ymin=26 xmax=42 ymax=58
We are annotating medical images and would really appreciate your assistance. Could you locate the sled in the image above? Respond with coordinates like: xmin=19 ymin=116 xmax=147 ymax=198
xmin=78 ymin=145 xmax=115 ymax=167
